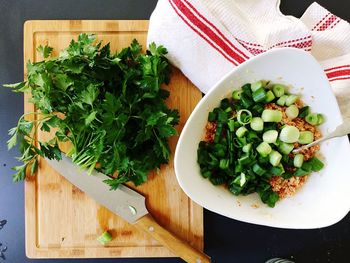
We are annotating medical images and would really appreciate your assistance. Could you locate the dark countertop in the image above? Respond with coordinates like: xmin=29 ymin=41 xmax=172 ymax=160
xmin=0 ymin=0 xmax=349 ymax=262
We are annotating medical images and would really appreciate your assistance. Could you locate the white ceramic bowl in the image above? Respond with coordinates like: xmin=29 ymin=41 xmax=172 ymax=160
xmin=174 ymin=48 xmax=350 ymax=229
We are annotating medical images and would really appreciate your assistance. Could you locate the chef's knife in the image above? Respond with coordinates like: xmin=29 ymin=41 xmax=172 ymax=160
xmin=46 ymin=155 xmax=210 ymax=263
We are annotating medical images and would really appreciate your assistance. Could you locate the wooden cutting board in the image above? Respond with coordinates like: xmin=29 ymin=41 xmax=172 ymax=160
xmin=24 ymin=20 xmax=203 ymax=258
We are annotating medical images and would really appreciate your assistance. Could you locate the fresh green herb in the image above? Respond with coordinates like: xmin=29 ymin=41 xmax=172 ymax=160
xmin=5 ymin=34 xmax=179 ymax=189
xmin=97 ymin=230 xmax=113 ymax=245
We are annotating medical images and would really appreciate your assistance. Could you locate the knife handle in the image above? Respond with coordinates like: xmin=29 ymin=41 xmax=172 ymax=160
xmin=135 ymin=214 xmax=211 ymax=263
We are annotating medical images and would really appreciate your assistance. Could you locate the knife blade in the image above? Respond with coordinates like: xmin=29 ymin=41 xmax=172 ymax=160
xmin=46 ymin=155 xmax=210 ymax=263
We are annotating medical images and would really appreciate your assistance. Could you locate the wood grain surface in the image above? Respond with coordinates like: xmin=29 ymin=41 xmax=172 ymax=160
xmin=24 ymin=20 xmax=203 ymax=259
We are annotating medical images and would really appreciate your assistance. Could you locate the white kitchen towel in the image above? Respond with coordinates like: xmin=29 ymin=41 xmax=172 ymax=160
xmin=147 ymin=0 xmax=350 ymax=117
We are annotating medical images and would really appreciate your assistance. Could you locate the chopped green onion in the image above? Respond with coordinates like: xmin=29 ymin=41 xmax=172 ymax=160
xmin=232 ymin=90 xmax=242 ymax=100
xmin=250 ymin=117 xmax=264 ymax=131
xmin=316 ymin=113 xmax=325 ymax=125
xmin=305 ymin=113 xmax=318 ymax=125
xmin=272 ymin=84 xmax=285 ymax=97
xmin=269 ymin=164 xmax=285 ymax=175
xmin=269 ymin=150 xmax=282 ymax=166
xmin=278 ymin=142 xmax=294 ymax=154
xmin=251 ymin=104 xmax=264 ymax=114
xmin=214 ymin=123 xmax=223 ymax=143
xmin=253 ymin=163 xmax=266 ymax=176
xmin=265 ymin=90 xmax=275 ymax=103
xmin=252 ymin=87 xmax=267 ymax=102
xmin=239 ymin=172 xmax=246 ymax=187
xmin=285 ymin=105 xmax=299 ymax=119
xmin=228 ymin=119 xmax=235 ymax=132
xmin=240 ymin=94 xmax=254 ymax=108
xmin=97 ymin=231 xmax=113 ymax=245
xmin=242 ymin=143 xmax=252 ymax=153
xmin=236 ymin=126 xmax=248 ymax=137
xmin=219 ymin=159 xmax=229 ymax=169
xmin=293 ymin=154 xmax=304 ymax=168
xmin=261 ymin=109 xmax=282 ymax=122
xmin=208 ymin=111 xmax=216 ymax=122
xmin=251 ymin=80 xmax=264 ymax=92
xmin=263 ymin=130 xmax=278 ymax=143
xmin=279 ymin=125 xmax=300 ymax=143
xmin=237 ymin=109 xmax=252 ymax=125
xmin=238 ymin=154 xmax=251 ymax=165
xmin=298 ymin=106 xmax=310 ymax=118
xmin=285 ymin=94 xmax=299 ymax=106
xmin=256 ymin=142 xmax=272 ymax=157
xmin=308 ymin=157 xmax=324 ymax=172
xmin=276 ymin=95 xmax=288 ymax=106
xmin=298 ymin=131 xmax=314 ymax=144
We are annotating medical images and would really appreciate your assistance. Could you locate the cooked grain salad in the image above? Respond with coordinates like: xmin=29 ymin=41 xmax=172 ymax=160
xmin=197 ymin=80 xmax=325 ymax=207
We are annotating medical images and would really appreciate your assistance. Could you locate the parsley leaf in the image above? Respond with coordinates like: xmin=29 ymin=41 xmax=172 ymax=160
xmin=5 ymin=34 xmax=179 ymax=189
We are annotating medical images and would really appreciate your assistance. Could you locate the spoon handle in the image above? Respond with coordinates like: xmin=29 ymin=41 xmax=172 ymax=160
xmin=293 ymin=118 xmax=350 ymax=153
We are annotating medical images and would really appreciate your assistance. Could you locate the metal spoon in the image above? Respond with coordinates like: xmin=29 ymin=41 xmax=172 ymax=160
xmin=293 ymin=118 xmax=350 ymax=154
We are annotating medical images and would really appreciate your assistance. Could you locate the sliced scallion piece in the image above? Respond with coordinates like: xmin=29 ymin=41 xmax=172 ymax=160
xmin=278 ymin=142 xmax=294 ymax=154
xmin=276 ymin=95 xmax=288 ymax=106
xmin=237 ymin=109 xmax=252 ymax=125
xmin=239 ymin=172 xmax=246 ymax=187
xmin=279 ymin=125 xmax=300 ymax=143
xmin=298 ymin=106 xmax=310 ymax=118
xmin=228 ymin=119 xmax=235 ymax=132
xmin=269 ymin=150 xmax=282 ymax=166
xmin=285 ymin=94 xmax=299 ymax=106
xmin=242 ymin=143 xmax=252 ymax=153
xmin=251 ymin=80 xmax=264 ymax=92
xmin=316 ymin=113 xmax=325 ymax=125
xmin=232 ymin=90 xmax=242 ymax=100
xmin=261 ymin=109 xmax=282 ymax=122
xmin=286 ymin=105 xmax=299 ymax=119
xmin=263 ymin=130 xmax=278 ymax=143
xmin=272 ymin=84 xmax=285 ymax=97
xmin=236 ymin=126 xmax=248 ymax=137
xmin=305 ymin=113 xmax=318 ymax=125
xmin=253 ymin=163 xmax=266 ymax=176
xmin=265 ymin=90 xmax=275 ymax=103
xmin=97 ymin=231 xmax=113 ymax=245
xmin=293 ymin=154 xmax=304 ymax=168
xmin=298 ymin=131 xmax=314 ymax=144
xmin=252 ymin=87 xmax=267 ymax=102
xmin=250 ymin=117 xmax=264 ymax=131
xmin=256 ymin=142 xmax=272 ymax=157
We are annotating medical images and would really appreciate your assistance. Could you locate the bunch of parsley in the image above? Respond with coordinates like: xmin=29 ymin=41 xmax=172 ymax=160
xmin=5 ymin=34 xmax=179 ymax=189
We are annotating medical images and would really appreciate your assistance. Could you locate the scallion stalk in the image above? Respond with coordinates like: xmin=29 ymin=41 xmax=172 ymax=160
xmin=256 ymin=142 xmax=272 ymax=157
xmin=252 ymin=87 xmax=267 ymax=102
xmin=232 ymin=90 xmax=242 ymax=100
xmin=236 ymin=126 xmax=248 ymax=137
xmin=293 ymin=154 xmax=304 ymax=168
xmin=261 ymin=109 xmax=282 ymax=122
xmin=278 ymin=142 xmax=294 ymax=154
xmin=262 ymin=130 xmax=278 ymax=143
xmin=242 ymin=143 xmax=252 ymax=153
xmin=276 ymin=95 xmax=288 ymax=106
xmin=250 ymin=117 xmax=264 ymax=131
xmin=298 ymin=131 xmax=314 ymax=144
xmin=251 ymin=80 xmax=264 ymax=92
xmin=285 ymin=105 xmax=299 ymax=119
xmin=269 ymin=150 xmax=282 ymax=166
xmin=265 ymin=90 xmax=275 ymax=103
xmin=279 ymin=125 xmax=300 ymax=143
xmin=285 ymin=94 xmax=299 ymax=106
xmin=305 ymin=113 xmax=318 ymax=125
xmin=272 ymin=84 xmax=285 ymax=97
xmin=237 ymin=109 xmax=252 ymax=125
